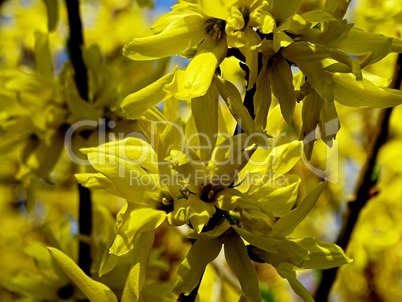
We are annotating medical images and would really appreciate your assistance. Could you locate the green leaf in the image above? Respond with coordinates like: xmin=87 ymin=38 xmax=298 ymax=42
xmin=48 ymin=248 xmax=118 ymax=302
xmin=273 ymin=182 xmax=326 ymax=236
xmin=173 ymin=238 xmax=222 ymax=295
xmin=224 ymin=231 xmax=262 ymax=302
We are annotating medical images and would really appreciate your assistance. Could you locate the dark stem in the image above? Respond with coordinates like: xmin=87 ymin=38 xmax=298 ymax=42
xmin=65 ymin=0 xmax=89 ymax=101
xmin=78 ymin=184 xmax=92 ymax=276
xmin=65 ymin=0 xmax=92 ymax=288
xmin=314 ymin=53 xmax=402 ymax=301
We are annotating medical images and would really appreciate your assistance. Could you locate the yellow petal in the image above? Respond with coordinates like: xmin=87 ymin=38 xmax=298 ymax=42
xmin=121 ymin=68 xmax=175 ymax=119
xmin=110 ymin=208 xmax=164 ymax=256
xmin=213 ymin=76 xmax=256 ymax=135
xmin=233 ymin=226 xmax=281 ymax=253
xmin=34 ymin=32 xmax=54 ymax=79
xmin=276 ymin=265 xmax=314 ymax=302
xmin=332 ymin=72 xmax=402 ymax=107
xmin=224 ymin=230 xmax=262 ymax=302
xmin=42 ymin=0 xmax=59 ymax=32
xmin=280 ymin=41 xmax=329 ymax=61
xmin=48 ymin=247 xmax=118 ymax=302
xmin=248 ymin=238 xmax=309 ymax=268
xmin=338 ymin=27 xmax=402 ymax=55
xmin=360 ymin=38 xmax=393 ymax=69
xmin=198 ymin=0 xmax=237 ymax=20
xmin=296 ymin=238 xmax=352 ymax=269
xmin=173 ymin=38 xmax=227 ymax=99
xmin=276 ymin=14 xmax=310 ymax=35
xmin=296 ymin=60 xmax=334 ymax=102
xmin=329 ymin=49 xmax=362 ymax=80
xmin=188 ymin=83 xmax=219 ymax=163
xmin=273 ymin=31 xmax=293 ymax=53
xmin=250 ymin=5 xmax=276 ymax=34
xmin=271 ymin=0 xmax=301 ymax=24
xmin=248 ymin=175 xmax=301 ymax=217
xmin=121 ymin=231 xmax=155 ymax=301
xmin=268 ymin=55 xmax=295 ymax=124
xmin=123 ymin=13 xmax=207 ymax=60
xmin=253 ymin=59 xmax=271 ymax=131
xmin=273 ymin=182 xmax=326 ymax=236
xmin=301 ymin=89 xmax=324 ymax=159
xmin=173 ymin=237 xmax=222 ymax=295
xmin=324 ymin=0 xmax=351 ymax=19
xmin=75 ymin=173 xmax=121 ymax=197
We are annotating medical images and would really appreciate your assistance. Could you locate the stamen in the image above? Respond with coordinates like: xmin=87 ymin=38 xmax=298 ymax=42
xmin=200 ymin=182 xmax=225 ymax=203
xmin=157 ymin=192 xmax=174 ymax=214
xmin=206 ymin=18 xmax=225 ymax=40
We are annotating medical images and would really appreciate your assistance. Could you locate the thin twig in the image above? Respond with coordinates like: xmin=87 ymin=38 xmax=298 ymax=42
xmin=64 ymin=0 xmax=92 ymax=283
xmin=78 ymin=184 xmax=92 ymax=276
xmin=65 ymin=0 xmax=88 ymax=101
xmin=315 ymin=53 xmax=402 ymax=301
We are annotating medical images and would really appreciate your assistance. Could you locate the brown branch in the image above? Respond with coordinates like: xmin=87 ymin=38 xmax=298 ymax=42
xmin=315 ymin=53 xmax=402 ymax=301
xmin=64 ymin=0 xmax=92 ymax=288
xmin=65 ymin=0 xmax=89 ymax=101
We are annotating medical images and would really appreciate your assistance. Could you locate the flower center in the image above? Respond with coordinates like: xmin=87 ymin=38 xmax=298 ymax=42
xmin=156 ymin=191 xmax=174 ymax=213
xmin=240 ymin=7 xmax=250 ymax=29
xmin=201 ymin=208 xmax=241 ymax=232
xmin=200 ymin=182 xmax=225 ymax=203
xmin=206 ymin=18 xmax=226 ymax=40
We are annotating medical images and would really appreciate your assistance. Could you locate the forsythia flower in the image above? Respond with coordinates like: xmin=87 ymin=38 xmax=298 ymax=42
xmin=122 ymin=0 xmax=402 ymax=156
xmin=77 ymin=112 xmax=351 ymax=301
